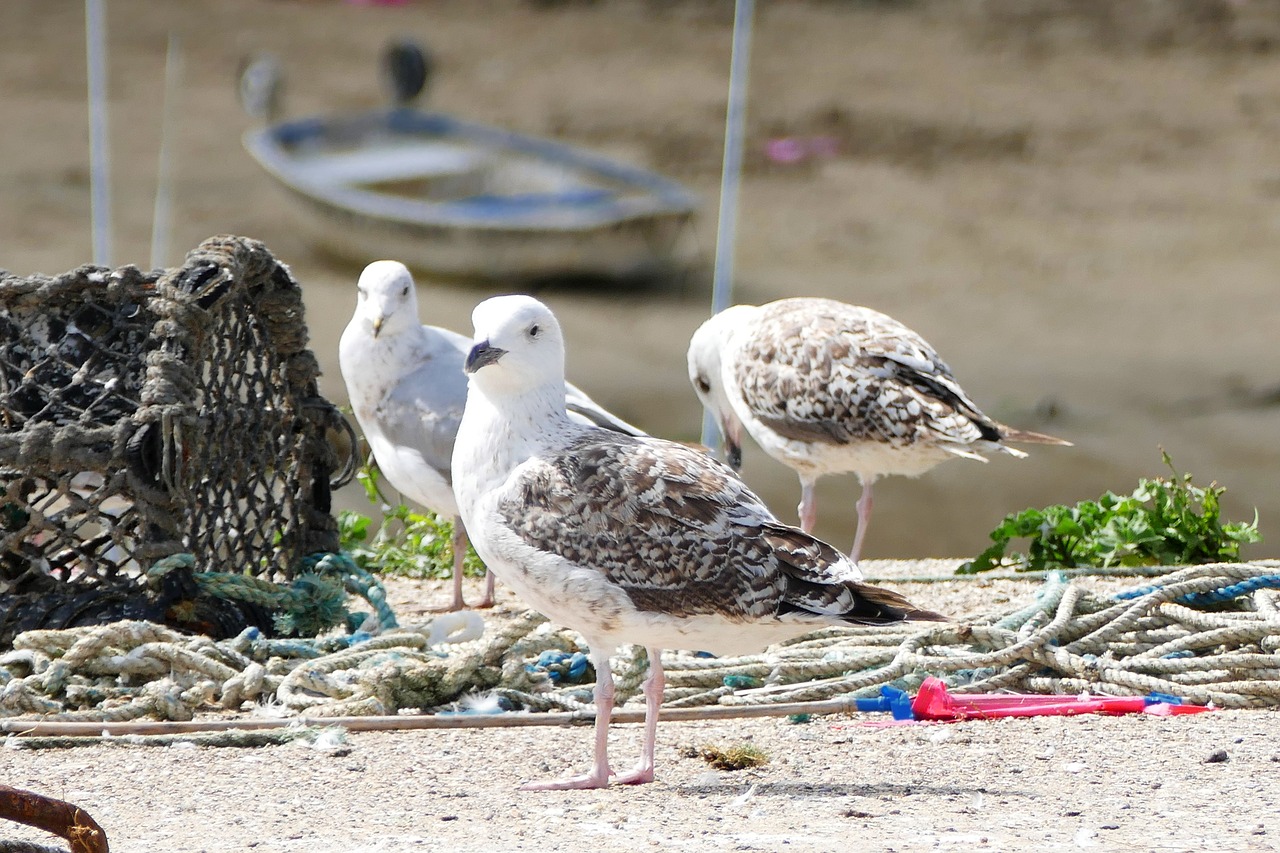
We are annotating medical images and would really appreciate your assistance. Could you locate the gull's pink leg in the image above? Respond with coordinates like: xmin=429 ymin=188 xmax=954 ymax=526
xmin=614 ymin=647 xmax=663 ymax=785
xmin=522 ymin=649 xmax=614 ymax=790
xmin=850 ymin=477 xmax=874 ymax=563
xmin=457 ymin=521 xmax=496 ymax=609
xmin=477 ymin=569 xmax=496 ymax=609
xmin=432 ymin=519 xmax=469 ymax=612
xmin=797 ymin=477 xmax=818 ymax=533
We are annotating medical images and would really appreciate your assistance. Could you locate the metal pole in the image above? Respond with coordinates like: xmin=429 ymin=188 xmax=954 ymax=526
xmin=85 ymin=0 xmax=112 ymax=267
xmin=151 ymin=33 xmax=182 ymax=270
xmin=701 ymin=0 xmax=755 ymax=451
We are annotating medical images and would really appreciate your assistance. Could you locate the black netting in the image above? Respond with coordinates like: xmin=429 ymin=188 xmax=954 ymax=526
xmin=0 ymin=236 xmax=354 ymax=646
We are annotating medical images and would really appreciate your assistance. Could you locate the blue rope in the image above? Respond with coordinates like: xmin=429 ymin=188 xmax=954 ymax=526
xmin=1114 ymin=574 xmax=1280 ymax=606
xmin=298 ymin=551 xmax=400 ymax=631
xmin=151 ymin=551 xmax=400 ymax=637
xmin=527 ymin=650 xmax=592 ymax=684
xmin=994 ymin=570 xmax=1068 ymax=630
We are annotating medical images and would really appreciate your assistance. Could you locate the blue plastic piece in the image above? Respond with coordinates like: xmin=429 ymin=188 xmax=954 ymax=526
xmin=854 ymin=685 xmax=915 ymax=720
xmin=1145 ymin=692 xmax=1184 ymax=706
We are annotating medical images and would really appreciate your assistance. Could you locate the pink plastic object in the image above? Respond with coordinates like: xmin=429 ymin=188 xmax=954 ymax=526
xmin=909 ymin=677 xmax=1212 ymax=721
xmin=763 ymin=135 xmax=841 ymax=165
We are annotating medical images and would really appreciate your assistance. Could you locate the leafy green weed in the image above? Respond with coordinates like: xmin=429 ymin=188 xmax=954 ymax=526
xmin=958 ymin=451 xmax=1261 ymax=574
xmin=338 ymin=463 xmax=485 ymax=580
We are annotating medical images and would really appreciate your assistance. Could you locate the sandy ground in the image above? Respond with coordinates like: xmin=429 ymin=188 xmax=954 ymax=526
xmin=2 ymin=0 xmax=1279 ymax=560
xmin=1 ymin=569 xmax=1279 ymax=853
xmin=2 ymin=706 xmax=1278 ymax=853
xmin=2 ymin=3 xmax=1280 ymax=850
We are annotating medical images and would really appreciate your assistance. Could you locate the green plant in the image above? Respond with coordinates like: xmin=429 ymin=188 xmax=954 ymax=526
xmin=958 ymin=451 xmax=1262 ymax=574
xmin=338 ymin=463 xmax=485 ymax=580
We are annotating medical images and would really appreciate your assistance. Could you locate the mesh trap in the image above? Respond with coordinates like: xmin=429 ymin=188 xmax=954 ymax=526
xmin=0 ymin=235 xmax=354 ymax=645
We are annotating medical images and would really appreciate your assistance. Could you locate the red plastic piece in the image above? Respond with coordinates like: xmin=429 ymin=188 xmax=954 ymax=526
xmin=909 ymin=677 xmax=1212 ymax=721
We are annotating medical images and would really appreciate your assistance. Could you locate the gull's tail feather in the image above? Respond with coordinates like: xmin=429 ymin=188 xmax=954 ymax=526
xmin=999 ymin=425 xmax=1073 ymax=447
xmin=844 ymin=582 xmax=948 ymax=626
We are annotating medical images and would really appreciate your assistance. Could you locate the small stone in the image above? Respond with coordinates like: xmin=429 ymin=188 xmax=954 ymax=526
xmin=1205 ymin=749 xmax=1229 ymax=764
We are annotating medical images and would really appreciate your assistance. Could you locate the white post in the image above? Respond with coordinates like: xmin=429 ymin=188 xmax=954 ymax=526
xmin=85 ymin=0 xmax=112 ymax=267
xmin=701 ymin=0 xmax=756 ymax=451
xmin=151 ymin=33 xmax=182 ymax=271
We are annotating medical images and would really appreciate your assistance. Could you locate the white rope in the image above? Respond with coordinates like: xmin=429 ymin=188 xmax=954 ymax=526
xmin=1 ymin=563 xmax=1278 ymax=725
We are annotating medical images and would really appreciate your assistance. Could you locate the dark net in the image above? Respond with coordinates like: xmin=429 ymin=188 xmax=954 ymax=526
xmin=0 ymin=236 xmax=353 ymax=646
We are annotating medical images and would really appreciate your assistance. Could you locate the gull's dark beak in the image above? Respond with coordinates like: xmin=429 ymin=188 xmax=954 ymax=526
xmin=464 ymin=339 xmax=506 ymax=374
xmin=725 ymin=437 xmax=743 ymax=471
xmin=721 ymin=417 xmax=743 ymax=471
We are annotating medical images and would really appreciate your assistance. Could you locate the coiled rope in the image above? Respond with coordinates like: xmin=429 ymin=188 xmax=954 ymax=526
xmin=0 ymin=561 xmax=1276 ymax=728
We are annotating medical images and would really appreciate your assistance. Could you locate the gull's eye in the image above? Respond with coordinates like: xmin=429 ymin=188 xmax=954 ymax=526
xmin=695 ymin=376 xmax=711 ymax=394
xmin=401 ymin=286 xmax=409 ymax=297
xmin=528 ymin=324 xmax=540 ymax=338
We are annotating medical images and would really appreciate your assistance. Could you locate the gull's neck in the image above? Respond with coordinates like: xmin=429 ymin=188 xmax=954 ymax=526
xmin=486 ymin=379 xmax=575 ymax=444
xmin=455 ymin=377 xmax=575 ymax=504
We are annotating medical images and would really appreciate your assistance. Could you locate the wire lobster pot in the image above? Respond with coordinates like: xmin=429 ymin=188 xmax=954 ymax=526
xmin=0 ymin=235 xmax=352 ymax=645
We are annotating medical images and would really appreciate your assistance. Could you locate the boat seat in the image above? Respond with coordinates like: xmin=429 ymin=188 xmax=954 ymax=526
xmin=449 ymin=188 xmax=615 ymax=212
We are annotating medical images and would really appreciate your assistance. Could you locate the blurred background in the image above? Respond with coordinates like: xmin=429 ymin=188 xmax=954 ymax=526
xmin=1 ymin=0 xmax=1277 ymax=560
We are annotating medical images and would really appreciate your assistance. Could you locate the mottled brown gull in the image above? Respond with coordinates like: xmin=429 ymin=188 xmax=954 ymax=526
xmin=452 ymin=294 xmax=942 ymax=790
xmin=338 ymin=261 xmax=642 ymax=611
xmin=687 ymin=297 xmax=1071 ymax=562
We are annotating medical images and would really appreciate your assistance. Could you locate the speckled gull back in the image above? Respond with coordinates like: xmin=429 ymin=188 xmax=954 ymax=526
xmin=732 ymin=297 xmax=1001 ymax=449
xmin=497 ymin=430 xmax=938 ymax=625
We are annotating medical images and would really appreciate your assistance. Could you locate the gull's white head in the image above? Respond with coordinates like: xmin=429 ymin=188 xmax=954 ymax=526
xmin=355 ymin=260 xmax=420 ymax=339
xmin=687 ymin=306 xmax=754 ymax=471
xmin=463 ymin=295 xmax=566 ymax=396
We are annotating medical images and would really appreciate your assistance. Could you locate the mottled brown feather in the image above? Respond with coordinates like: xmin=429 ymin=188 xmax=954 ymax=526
xmin=733 ymin=298 xmax=1030 ymax=450
xmin=499 ymin=431 xmax=942 ymax=626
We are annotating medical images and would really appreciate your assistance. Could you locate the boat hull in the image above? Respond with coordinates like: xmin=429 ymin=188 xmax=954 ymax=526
xmin=244 ymin=108 xmax=700 ymax=280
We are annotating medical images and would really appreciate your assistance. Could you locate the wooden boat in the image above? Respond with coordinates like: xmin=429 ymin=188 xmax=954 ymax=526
xmin=242 ymin=107 xmax=700 ymax=281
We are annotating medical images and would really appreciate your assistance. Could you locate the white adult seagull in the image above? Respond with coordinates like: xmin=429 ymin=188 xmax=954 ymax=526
xmin=452 ymin=294 xmax=943 ymax=790
xmin=688 ymin=297 xmax=1071 ymax=562
xmin=339 ymin=261 xmax=642 ymax=611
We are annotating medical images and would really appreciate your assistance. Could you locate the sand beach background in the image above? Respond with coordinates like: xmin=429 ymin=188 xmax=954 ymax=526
xmin=3 ymin=0 xmax=1279 ymax=561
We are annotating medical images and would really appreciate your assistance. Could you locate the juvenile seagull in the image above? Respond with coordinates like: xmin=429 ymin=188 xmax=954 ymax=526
xmin=339 ymin=261 xmax=642 ymax=611
xmin=688 ymin=297 xmax=1071 ymax=562
xmin=452 ymin=294 xmax=942 ymax=790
